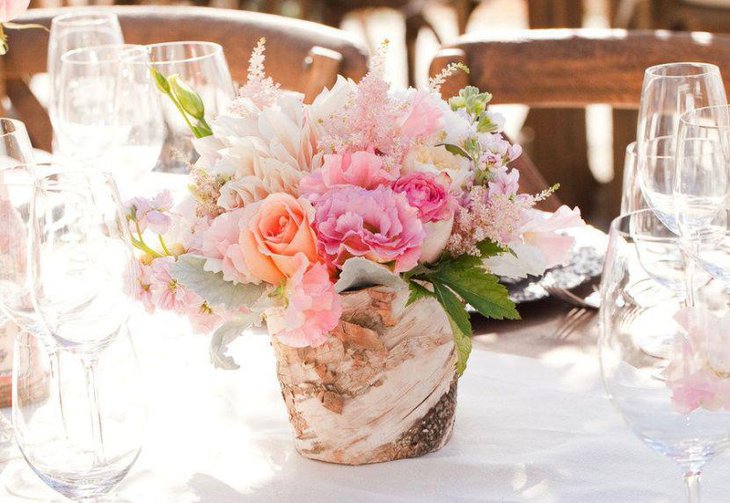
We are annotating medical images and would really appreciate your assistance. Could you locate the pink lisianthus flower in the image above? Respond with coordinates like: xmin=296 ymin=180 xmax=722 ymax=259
xmin=314 ymin=186 xmax=425 ymax=273
xmin=392 ymin=172 xmax=454 ymax=223
xmin=266 ymin=257 xmax=342 ymax=348
xmin=488 ymin=166 xmax=520 ymax=198
xmin=201 ymin=208 xmax=256 ymax=284
xmin=397 ymin=90 xmax=443 ymax=140
xmin=299 ymin=149 xmax=395 ymax=201
xmin=149 ymin=257 xmax=202 ymax=312
xmin=0 ymin=0 xmax=30 ymax=22
xmin=126 ymin=190 xmax=174 ymax=235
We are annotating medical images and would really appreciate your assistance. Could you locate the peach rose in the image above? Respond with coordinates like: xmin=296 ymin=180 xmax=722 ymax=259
xmin=240 ymin=193 xmax=319 ymax=285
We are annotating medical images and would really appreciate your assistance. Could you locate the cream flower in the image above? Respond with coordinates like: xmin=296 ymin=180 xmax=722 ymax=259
xmin=403 ymin=144 xmax=472 ymax=190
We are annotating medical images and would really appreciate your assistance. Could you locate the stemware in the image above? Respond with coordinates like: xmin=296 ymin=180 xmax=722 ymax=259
xmin=47 ymin=12 xmax=124 ymax=149
xmin=137 ymin=41 xmax=235 ymax=172
xmin=13 ymin=326 xmax=144 ymax=502
xmin=55 ymin=44 xmax=165 ymax=188
xmin=600 ymin=209 xmax=730 ymax=503
xmin=636 ymin=63 xmax=726 ymax=226
xmin=29 ymin=170 xmax=136 ymax=352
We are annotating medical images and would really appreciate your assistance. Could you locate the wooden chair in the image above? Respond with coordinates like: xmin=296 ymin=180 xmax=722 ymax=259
xmin=4 ymin=5 xmax=369 ymax=152
xmin=429 ymin=29 xmax=730 ymax=224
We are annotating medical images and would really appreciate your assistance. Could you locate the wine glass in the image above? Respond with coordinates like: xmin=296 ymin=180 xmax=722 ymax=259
xmin=600 ymin=209 xmax=730 ymax=503
xmin=55 ymin=44 xmax=165 ymax=190
xmin=636 ymin=63 xmax=726 ymax=226
xmin=29 ymin=170 xmax=136 ymax=352
xmin=139 ymin=41 xmax=235 ymax=172
xmin=0 ymin=119 xmax=34 ymax=170
xmin=13 ymin=325 xmax=144 ymax=502
xmin=48 ymin=11 xmax=124 ymax=149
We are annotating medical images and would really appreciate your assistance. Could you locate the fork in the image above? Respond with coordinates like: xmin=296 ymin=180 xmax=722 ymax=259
xmin=543 ymin=284 xmax=600 ymax=310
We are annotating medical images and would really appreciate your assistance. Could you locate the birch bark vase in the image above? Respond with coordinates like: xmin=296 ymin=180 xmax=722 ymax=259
xmin=271 ymin=285 xmax=458 ymax=465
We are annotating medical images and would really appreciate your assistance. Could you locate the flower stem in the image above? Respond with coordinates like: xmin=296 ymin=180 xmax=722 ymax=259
xmin=158 ymin=235 xmax=172 ymax=256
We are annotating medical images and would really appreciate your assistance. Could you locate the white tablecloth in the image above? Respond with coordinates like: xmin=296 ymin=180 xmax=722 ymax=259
xmin=2 ymin=305 xmax=730 ymax=503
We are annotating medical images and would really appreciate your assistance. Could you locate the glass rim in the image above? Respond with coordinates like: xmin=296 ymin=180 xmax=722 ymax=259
xmin=143 ymin=41 xmax=224 ymax=65
xmin=60 ymin=43 xmax=148 ymax=65
xmin=609 ymin=208 xmax=677 ymax=240
xmin=679 ymin=104 xmax=730 ymax=129
xmin=628 ymin=136 xmax=675 ymax=159
xmin=51 ymin=11 xmax=120 ymax=28
xmin=645 ymin=62 xmax=721 ymax=79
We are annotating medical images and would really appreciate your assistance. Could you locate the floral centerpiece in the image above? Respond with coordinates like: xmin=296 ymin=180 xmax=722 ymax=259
xmin=128 ymin=40 xmax=584 ymax=464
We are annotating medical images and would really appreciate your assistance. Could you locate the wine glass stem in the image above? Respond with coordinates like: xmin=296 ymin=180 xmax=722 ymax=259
xmin=83 ymin=357 xmax=105 ymax=465
xmin=685 ymin=471 xmax=701 ymax=503
xmin=49 ymin=350 xmax=70 ymax=438
xmin=681 ymin=240 xmax=698 ymax=307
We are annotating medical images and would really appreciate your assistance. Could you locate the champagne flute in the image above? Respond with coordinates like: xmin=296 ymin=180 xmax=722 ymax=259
xmin=137 ymin=41 xmax=235 ymax=172
xmin=55 ymin=44 xmax=165 ymax=189
xmin=48 ymin=11 xmax=124 ymax=149
xmin=13 ymin=326 xmax=144 ymax=502
xmin=600 ymin=209 xmax=730 ymax=503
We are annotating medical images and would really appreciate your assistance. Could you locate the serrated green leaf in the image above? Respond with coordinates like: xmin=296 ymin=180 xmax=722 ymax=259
xmin=406 ymin=281 xmax=433 ymax=307
xmin=429 ymin=258 xmax=520 ymax=321
xmin=476 ymin=239 xmax=506 ymax=258
xmin=171 ymin=255 xmax=267 ymax=309
xmin=433 ymin=281 xmax=472 ymax=376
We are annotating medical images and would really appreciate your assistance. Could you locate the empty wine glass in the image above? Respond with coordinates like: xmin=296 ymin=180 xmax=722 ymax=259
xmin=600 ymin=209 xmax=730 ymax=503
xmin=636 ymin=63 xmax=726 ymax=229
xmin=0 ymin=119 xmax=34 ymax=169
xmin=13 ymin=325 xmax=144 ymax=502
xmin=29 ymin=170 xmax=136 ymax=352
xmin=55 ymin=44 xmax=165 ymax=189
xmin=138 ymin=41 xmax=235 ymax=172
xmin=48 ymin=12 xmax=124 ymax=146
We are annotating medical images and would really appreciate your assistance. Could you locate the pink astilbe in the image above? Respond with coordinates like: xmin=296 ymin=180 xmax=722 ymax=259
xmin=231 ymin=38 xmax=281 ymax=112
xmin=447 ymin=186 xmax=530 ymax=256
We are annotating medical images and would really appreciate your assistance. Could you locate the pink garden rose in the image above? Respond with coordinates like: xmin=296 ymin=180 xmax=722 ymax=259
xmin=398 ymin=90 xmax=443 ymax=140
xmin=240 ymin=193 xmax=319 ymax=285
xmin=392 ymin=172 xmax=454 ymax=223
xmin=201 ymin=208 xmax=255 ymax=284
xmin=314 ymin=186 xmax=425 ymax=273
xmin=0 ymin=0 xmax=30 ymax=22
xmin=266 ymin=257 xmax=342 ymax=348
xmin=299 ymin=149 xmax=394 ymax=201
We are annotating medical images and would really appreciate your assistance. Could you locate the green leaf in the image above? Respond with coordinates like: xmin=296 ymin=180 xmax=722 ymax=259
xmin=429 ymin=257 xmax=520 ymax=321
xmin=439 ymin=143 xmax=471 ymax=159
xmin=432 ymin=281 xmax=472 ymax=376
xmin=406 ymin=281 xmax=433 ymax=307
xmin=171 ymin=255 xmax=268 ymax=310
xmin=476 ymin=239 xmax=506 ymax=258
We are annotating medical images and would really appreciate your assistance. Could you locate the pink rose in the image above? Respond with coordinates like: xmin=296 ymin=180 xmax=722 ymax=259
xmin=392 ymin=172 xmax=454 ymax=223
xmin=299 ymin=149 xmax=394 ymax=201
xmin=201 ymin=208 xmax=255 ymax=284
xmin=149 ymin=257 xmax=201 ymax=312
xmin=398 ymin=90 xmax=443 ymax=140
xmin=240 ymin=193 xmax=320 ymax=285
xmin=267 ymin=257 xmax=342 ymax=348
xmin=0 ymin=0 xmax=30 ymax=22
xmin=314 ymin=186 xmax=425 ymax=273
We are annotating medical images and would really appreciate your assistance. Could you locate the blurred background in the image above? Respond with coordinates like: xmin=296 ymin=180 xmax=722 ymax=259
xmin=22 ymin=0 xmax=730 ymax=226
